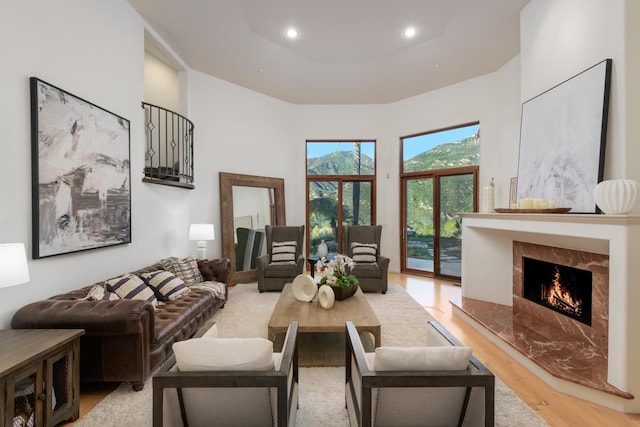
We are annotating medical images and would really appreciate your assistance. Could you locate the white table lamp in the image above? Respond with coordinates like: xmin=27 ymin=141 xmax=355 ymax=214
xmin=0 ymin=243 xmax=30 ymax=288
xmin=189 ymin=224 xmax=215 ymax=259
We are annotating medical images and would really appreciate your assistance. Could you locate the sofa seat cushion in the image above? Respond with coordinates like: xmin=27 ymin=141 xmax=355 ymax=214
xmin=351 ymin=263 xmax=381 ymax=278
xmin=153 ymin=288 xmax=217 ymax=345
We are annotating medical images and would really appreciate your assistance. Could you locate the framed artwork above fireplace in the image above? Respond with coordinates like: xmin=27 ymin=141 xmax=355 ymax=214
xmin=516 ymin=59 xmax=612 ymax=213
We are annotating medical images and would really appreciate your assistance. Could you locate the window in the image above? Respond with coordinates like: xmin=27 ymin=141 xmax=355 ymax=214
xmin=306 ymin=141 xmax=376 ymax=258
xmin=400 ymin=123 xmax=479 ymax=279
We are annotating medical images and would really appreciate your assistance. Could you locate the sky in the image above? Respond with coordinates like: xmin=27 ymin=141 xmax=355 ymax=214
xmin=402 ymin=124 xmax=480 ymax=161
xmin=305 ymin=124 xmax=479 ymax=161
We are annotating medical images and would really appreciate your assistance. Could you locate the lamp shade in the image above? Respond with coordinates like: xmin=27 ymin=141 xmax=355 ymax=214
xmin=0 ymin=243 xmax=30 ymax=288
xmin=189 ymin=224 xmax=215 ymax=241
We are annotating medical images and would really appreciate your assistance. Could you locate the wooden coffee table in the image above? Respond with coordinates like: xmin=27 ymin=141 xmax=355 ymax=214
xmin=268 ymin=283 xmax=380 ymax=365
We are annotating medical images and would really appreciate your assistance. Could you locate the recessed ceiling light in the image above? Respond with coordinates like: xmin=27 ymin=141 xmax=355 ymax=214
xmin=286 ymin=28 xmax=298 ymax=39
xmin=404 ymin=27 xmax=416 ymax=38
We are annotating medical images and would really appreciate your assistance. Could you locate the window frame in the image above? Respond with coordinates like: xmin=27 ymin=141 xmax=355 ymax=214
xmin=306 ymin=140 xmax=377 ymax=258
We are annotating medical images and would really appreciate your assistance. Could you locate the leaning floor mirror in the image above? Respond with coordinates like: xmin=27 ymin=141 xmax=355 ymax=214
xmin=219 ymin=172 xmax=286 ymax=285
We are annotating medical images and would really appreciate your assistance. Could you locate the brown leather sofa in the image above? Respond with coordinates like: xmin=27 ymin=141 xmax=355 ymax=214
xmin=11 ymin=258 xmax=230 ymax=391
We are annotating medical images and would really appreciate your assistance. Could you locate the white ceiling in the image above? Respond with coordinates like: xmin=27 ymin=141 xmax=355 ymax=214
xmin=128 ymin=0 xmax=530 ymax=104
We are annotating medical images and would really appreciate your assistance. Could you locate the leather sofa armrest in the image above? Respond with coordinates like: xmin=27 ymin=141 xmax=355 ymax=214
xmin=11 ymin=299 xmax=155 ymax=337
xmin=198 ymin=258 xmax=231 ymax=284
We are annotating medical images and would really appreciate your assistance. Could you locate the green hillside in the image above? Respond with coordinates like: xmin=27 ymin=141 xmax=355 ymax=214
xmin=307 ymin=151 xmax=374 ymax=176
xmin=404 ymin=136 xmax=479 ymax=172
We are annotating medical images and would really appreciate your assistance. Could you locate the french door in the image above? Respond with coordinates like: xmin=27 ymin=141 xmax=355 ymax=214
xmin=401 ymin=167 xmax=478 ymax=279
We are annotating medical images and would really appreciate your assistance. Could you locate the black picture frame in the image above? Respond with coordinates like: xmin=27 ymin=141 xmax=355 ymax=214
xmin=516 ymin=59 xmax=612 ymax=213
xmin=30 ymin=78 xmax=131 ymax=258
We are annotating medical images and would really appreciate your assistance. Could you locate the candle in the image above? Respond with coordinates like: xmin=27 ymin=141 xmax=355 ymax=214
xmin=520 ymin=198 xmax=533 ymax=209
xmin=549 ymin=199 xmax=556 ymax=209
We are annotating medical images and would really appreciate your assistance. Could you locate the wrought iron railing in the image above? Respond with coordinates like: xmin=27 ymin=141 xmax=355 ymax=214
xmin=141 ymin=102 xmax=195 ymax=189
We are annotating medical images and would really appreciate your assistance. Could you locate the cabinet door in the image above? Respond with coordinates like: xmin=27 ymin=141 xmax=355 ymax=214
xmin=45 ymin=342 xmax=78 ymax=427
xmin=5 ymin=363 xmax=45 ymax=427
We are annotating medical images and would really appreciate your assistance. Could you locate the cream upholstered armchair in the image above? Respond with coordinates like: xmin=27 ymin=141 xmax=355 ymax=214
xmin=256 ymin=225 xmax=305 ymax=292
xmin=153 ymin=321 xmax=299 ymax=427
xmin=345 ymin=320 xmax=495 ymax=427
xmin=342 ymin=225 xmax=389 ymax=293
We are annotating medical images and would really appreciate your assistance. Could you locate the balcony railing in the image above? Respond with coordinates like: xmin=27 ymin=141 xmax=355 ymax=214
xmin=142 ymin=102 xmax=195 ymax=189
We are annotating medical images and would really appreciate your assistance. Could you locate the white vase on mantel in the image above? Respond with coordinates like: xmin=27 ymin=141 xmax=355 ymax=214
xmin=593 ymin=179 xmax=640 ymax=214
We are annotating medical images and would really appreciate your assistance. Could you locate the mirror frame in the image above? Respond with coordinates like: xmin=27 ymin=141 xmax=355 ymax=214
xmin=219 ymin=172 xmax=286 ymax=285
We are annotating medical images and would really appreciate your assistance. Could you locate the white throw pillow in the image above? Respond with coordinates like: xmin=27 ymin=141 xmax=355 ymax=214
xmin=374 ymin=346 xmax=473 ymax=371
xmin=173 ymin=337 xmax=275 ymax=371
xmin=351 ymin=242 xmax=377 ymax=264
xmin=271 ymin=240 xmax=297 ymax=264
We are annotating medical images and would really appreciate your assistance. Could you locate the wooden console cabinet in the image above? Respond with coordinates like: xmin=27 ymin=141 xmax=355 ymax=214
xmin=0 ymin=329 xmax=84 ymax=426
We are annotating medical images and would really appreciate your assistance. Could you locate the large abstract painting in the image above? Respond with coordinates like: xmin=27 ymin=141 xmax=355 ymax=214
xmin=516 ymin=59 xmax=612 ymax=213
xmin=31 ymin=78 xmax=131 ymax=258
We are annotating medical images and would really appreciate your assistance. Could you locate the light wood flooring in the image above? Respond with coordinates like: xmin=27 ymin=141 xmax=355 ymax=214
xmin=64 ymin=272 xmax=640 ymax=426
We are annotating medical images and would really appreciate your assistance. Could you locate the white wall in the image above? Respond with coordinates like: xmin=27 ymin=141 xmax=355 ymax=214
xmin=144 ymin=52 xmax=180 ymax=112
xmin=521 ymin=0 xmax=627 ymax=180
xmin=186 ymin=70 xmax=294 ymax=257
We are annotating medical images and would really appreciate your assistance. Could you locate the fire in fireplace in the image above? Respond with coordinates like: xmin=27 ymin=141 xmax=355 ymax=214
xmin=522 ymin=257 xmax=592 ymax=326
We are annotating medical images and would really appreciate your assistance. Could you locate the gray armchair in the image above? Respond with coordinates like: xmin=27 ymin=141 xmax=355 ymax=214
xmin=345 ymin=320 xmax=495 ymax=427
xmin=153 ymin=321 xmax=299 ymax=427
xmin=256 ymin=225 xmax=305 ymax=292
xmin=342 ymin=225 xmax=389 ymax=293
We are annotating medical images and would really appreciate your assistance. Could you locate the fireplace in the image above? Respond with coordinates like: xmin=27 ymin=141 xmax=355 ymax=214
xmin=457 ymin=213 xmax=640 ymax=411
xmin=513 ymin=240 xmax=608 ymax=341
xmin=522 ymin=257 xmax=592 ymax=326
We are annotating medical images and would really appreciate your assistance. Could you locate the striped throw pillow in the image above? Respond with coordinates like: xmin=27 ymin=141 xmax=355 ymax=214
xmin=160 ymin=256 xmax=204 ymax=286
xmin=141 ymin=270 xmax=190 ymax=301
xmin=351 ymin=242 xmax=378 ymax=264
xmin=270 ymin=241 xmax=297 ymax=264
xmin=106 ymin=274 xmax=157 ymax=307
xmin=87 ymin=284 xmax=120 ymax=301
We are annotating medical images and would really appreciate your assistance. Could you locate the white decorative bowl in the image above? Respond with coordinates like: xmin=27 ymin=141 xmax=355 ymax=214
xmin=593 ymin=179 xmax=640 ymax=214
xmin=292 ymin=275 xmax=317 ymax=302
xmin=318 ymin=285 xmax=335 ymax=309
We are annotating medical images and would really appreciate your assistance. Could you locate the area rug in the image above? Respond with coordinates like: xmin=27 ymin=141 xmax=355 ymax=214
xmin=75 ymin=284 xmax=548 ymax=426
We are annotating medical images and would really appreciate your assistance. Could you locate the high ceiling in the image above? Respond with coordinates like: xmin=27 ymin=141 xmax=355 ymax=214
xmin=128 ymin=0 xmax=530 ymax=104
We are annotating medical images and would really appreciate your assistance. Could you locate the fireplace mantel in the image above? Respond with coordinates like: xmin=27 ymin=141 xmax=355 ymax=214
xmin=459 ymin=212 xmax=640 ymax=413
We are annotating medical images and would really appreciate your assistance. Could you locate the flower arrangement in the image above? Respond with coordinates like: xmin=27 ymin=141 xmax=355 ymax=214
xmin=318 ymin=254 xmax=359 ymax=288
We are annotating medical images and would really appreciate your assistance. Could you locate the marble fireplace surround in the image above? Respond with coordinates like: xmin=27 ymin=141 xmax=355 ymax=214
xmin=513 ymin=241 xmax=609 ymax=347
xmin=457 ymin=213 xmax=640 ymax=413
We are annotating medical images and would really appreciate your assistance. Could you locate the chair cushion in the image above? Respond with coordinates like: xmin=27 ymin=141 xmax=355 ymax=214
xmin=173 ymin=337 xmax=275 ymax=371
xmin=351 ymin=242 xmax=377 ymax=264
xmin=374 ymin=346 xmax=473 ymax=371
xmin=140 ymin=270 xmax=190 ymax=301
xmin=270 ymin=240 xmax=297 ymax=264
xmin=105 ymin=274 xmax=158 ymax=307
xmin=264 ymin=261 xmax=298 ymax=277
xmin=160 ymin=255 xmax=204 ymax=286
xmin=351 ymin=263 xmax=381 ymax=278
